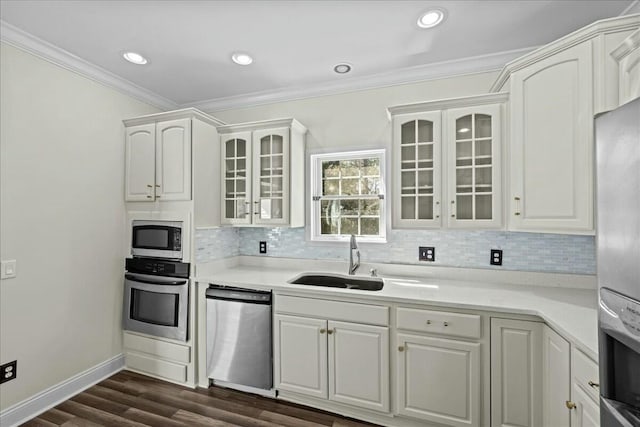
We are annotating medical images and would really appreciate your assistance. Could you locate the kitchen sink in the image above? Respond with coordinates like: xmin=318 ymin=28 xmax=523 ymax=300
xmin=288 ymin=273 xmax=384 ymax=291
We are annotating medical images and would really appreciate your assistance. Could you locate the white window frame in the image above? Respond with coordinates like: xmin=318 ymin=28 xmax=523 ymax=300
xmin=310 ymin=149 xmax=387 ymax=243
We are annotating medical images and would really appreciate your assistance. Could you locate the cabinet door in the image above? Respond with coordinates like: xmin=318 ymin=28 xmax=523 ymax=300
xmin=328 ymin=321 xmax=389 ymax=413
xmin=253 ymin=128 xmax=290 ymax=226
xmin=446 ymin=104 xmax=502 ymax=228
xmin=509 ymin=41 xmax=594 ymax=233
xmin=155 ymin=118 xmax=191 ymax=201
xmin=571 ymin=384 xmax=600 ymax=427
xmin=542 ymin=325 xmax=571 ymax=427
xmin=490 ymin=318 xmax=543 ymax=427
xmin=221 ymin=132 xmax=252 ymax=225
xmin=274 ymin=315 xmax=327 ymax=399
xmin=125 ymin=123 xmax=156 ymax=201
xmin=396 ymin=333 xmax=481 ymax=427
xmin=392 ymin=112 xmax=442 ymax=228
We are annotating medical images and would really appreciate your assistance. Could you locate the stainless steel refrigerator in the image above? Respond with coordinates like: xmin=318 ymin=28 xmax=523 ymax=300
xmin=596 ymin=97 xmax=640 ymax=427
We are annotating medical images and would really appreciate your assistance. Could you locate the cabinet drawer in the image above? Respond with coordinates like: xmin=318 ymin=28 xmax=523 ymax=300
xmin=125 ymin=351 xmax=187 ymax=383
xmin=571 ymin=348 xmax=600 ymax=404
xmin=124 ymin=332 xmax=191 ymax=364
xmin=396 ymin=307 xmax=481 ymax=339
xmin=275 ymin=295 xmax=388 ymax=326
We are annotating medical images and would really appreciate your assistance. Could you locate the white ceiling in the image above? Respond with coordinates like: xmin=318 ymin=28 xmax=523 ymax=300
xmin=0 ymin=0 xmax=637 ymax=109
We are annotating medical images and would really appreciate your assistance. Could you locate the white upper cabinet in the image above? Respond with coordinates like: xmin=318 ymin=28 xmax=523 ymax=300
xmin=490 ymin=15 xmax=640 ymax=234
xmin=392 ymin=111 xmax=442 ymax=228
xmin=446 ymin=104 xmax=502 ymax=228
xmin=125 ymin=118 xmax=191 ymax=202
xmin=509 ymin=42 xmax=594 ymax=234
xmin=124 ymin=109 xmax=224 ymax=205
xmin=219 ymin=119 xmax=306 ymax=227
xmin=125 ymin=123 xmax=156 ymax=201
xmin=155 ymin=118 xmax=192 ymax=201
xmin=389 ymin=93 xmax=507 ymax=230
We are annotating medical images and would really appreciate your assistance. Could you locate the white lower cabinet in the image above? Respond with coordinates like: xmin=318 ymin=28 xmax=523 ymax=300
xmin=396 ymin=333 xmax=481 ymax=427
xmin=543 ymin=325 xmax=571 ymax=427
xmin=490 ymin=318 xmax=543 ymax=427
xmin=570 ymin=383 xmax=600 ymax=427
xmin=274 ymin=310 xmax=389 ymax=413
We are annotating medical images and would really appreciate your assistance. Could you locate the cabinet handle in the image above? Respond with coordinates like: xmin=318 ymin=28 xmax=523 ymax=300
xmin=588 ymin=381 xmax=600 ymax=389
xmin=146 ymin=195 xmax=153 ymax=199
xmin=319 ymin=328 xmax=326 ymax=334
xmin=327 ymin=329 xmax=334 ymax=335
xmin=565 ymin=401 xmax=576 ymax=410
xmin=398 ymin=346 xmax=405 ymax=352
xmin=443 ymin=321 xmax=449 ymax=327
xmin=147 ymin=184 xmax=153 ymax=188
xmin=155 ymin=184 xmax=160 ymax=188
xmin=426 ymin=320 xmax=432 ymax=325
xmin=514 ymin=197 xmax=521 ymax=216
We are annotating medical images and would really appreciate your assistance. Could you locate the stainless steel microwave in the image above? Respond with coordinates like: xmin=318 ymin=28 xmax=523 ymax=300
xmin=131 ymin=220 xmax=183 ymax=260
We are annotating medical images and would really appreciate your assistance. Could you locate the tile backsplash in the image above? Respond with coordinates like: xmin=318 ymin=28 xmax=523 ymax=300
xmin=196 ymin=227 xmax=595 ymax=275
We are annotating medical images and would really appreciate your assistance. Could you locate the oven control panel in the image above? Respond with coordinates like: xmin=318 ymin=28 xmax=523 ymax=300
xmin=125 ymin=257 xmax=189 ymax=278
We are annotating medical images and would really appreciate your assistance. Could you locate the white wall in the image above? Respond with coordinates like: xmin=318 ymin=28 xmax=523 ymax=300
xmin=0 ymin=43 xmax=159 ymax=410
xmin=209 ymin=71 xmax=499 ymax=152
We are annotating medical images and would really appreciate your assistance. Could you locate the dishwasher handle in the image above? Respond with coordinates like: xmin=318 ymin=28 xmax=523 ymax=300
xmin=206 ymin=285 xmax=271 ymax=304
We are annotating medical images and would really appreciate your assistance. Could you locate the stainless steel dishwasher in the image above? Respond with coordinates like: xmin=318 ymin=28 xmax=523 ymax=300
xmin=206 ymin=285 xmax=274 ymax=396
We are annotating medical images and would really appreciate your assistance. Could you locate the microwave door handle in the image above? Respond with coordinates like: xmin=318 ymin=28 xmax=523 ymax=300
xmin=125 ymin=274 xmax=187 ymax=286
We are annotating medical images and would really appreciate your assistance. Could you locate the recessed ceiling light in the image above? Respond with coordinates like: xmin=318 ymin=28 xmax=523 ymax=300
xmin=232 ymin=52 xmax=253 ymax=65
xmin=333 ymin=63 xmax=352 ymax=74
xmin=123 ymin=52 xmax=148 ymax=65
xmin=417 ymin=9 xmax=446 ymax=28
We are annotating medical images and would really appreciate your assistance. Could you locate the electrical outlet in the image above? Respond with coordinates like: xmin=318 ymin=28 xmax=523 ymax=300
xmin=491 ymin=249 xmax=503 ymax=266
xmin=0 ymin=360 xmax=17 ymax=384
xmin=419 ymin=246 xmax=435 ymax=262
xmin=259 ymin=241 xmax=267 ymax=254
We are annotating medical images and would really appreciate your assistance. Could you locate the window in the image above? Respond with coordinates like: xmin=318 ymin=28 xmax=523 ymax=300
xmin=311 ymin=150 xmax=386 ymax=242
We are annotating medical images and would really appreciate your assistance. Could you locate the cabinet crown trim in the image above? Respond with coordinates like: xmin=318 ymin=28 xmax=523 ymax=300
xmin=123 ymin=108 xmax=226 ymax=127
xmin=386 ymin=92 xmax=509 ymax=119
xmin=611 ymin=28 xmax=640 ymax=60
xmin=490 ymin=13 xmax=640 ymax=92
xmin=217 ymin=118 xmax=307 ymax=134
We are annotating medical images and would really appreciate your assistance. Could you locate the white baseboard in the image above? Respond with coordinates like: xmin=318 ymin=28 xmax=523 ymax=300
xmin=0 ymin=354 xmax=125 ymax=427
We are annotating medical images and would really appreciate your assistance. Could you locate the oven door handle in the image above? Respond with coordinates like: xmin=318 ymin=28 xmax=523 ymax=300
xmin=125 ymin=274 xmax=187 ymax=286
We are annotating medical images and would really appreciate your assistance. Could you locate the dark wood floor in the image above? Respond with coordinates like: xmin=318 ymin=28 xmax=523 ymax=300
xmin=21 ymin=370 xmax=378 ymax=427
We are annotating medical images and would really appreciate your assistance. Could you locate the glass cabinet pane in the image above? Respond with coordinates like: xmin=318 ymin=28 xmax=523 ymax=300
xmin=453 ymin=113 xmax=494 ymax=221
xmin=223 ymin=138 xmax=248 ymax=220
xmin=399 ymin=119 xmax=435 ymax=221
xmin=257 ymin=133 xmax=286 ymax=221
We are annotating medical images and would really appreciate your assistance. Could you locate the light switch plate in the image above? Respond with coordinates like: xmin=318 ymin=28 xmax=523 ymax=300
xmin=1 ymin=260 xmax=17 ymax=279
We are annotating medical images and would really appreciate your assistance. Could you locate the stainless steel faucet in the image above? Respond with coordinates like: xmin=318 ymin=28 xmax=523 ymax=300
xmin=348 ymin=234 xmax=360 ymax=275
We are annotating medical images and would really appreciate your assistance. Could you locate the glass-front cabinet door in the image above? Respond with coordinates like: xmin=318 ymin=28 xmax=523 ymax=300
xmin=392 ymin=111 xmax=442 ymax=228
xmin=446 ymin=104 xmax=502 ymax=228
xmin=222 ymin=132 xmax=252 ymax=225
xmin=252 ymin=128 xmax=290 ymax=226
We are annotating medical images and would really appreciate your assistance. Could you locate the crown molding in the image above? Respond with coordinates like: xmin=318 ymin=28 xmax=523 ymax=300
xmin=0 ymin=20 xmax=177 ymax=110
xmin=490 ymin=13 xmax=640 ymax=92
xmin=610 ymin=28 xmax=640 ymax=60
xmin=123 ymin=107 xmax=226 ymax=127
xmin=217 ymin=118 xmax=307 ymax=134
xmin=387 ymin=92 xmax=509 ymax=119
xmin=184 ymin=47 xmax=535 ymax=113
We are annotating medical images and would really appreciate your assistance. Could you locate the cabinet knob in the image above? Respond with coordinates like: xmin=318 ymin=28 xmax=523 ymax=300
xmin=319 ymin=328 xmax=326 ymax=334
xmin=451 ymin=214 xmax=455 ymax=218
xmin=398 ymin=346 xmax=405 ymax=352
xmin=588 ymin=381 xmax=600 ymax=389
xmin=565 ymin=401 xmax=576 ymax=410
xmin=426 ymin=320 xmax=432 ymax=325
xmin=327 ymin=329 xmax=334 ymax=335
xmin=443 ymin=321 xmax=449 ymax=327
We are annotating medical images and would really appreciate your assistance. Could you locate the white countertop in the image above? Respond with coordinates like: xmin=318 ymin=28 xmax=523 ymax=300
xmin=195 ymin=257 xmax=599 ymax=361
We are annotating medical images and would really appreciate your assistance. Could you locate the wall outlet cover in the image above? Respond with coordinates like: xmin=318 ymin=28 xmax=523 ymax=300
xmin=1 ymin=260 xmax=17 ymax=280
xmin=259 ymin=241 xmax=267 ymax=254
xmin=0 ymin=360 xmax=17 ymax=384
xmin=491 ymin=249 xmax=503 ymax=266
xmin=419 ymin=247 xmax=435 ymax=262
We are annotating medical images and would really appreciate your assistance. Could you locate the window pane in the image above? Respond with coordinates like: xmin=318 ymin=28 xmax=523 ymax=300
xmin=402 ymin=146 xmax=415 ymax=162
xmin=341 ymin=160 xmax=360 ymax=177
xmin=225 ymin=140 xmax=235 ymax=157
xmin=362 ymin=199 xmax=380 ymax=215
xmin=323 ymin=161 xmax=340 ymax=178
xmin=456 ymin=195 xmax=472 ymax=220
xmin=418 ymin=196 xmax=433 ymax=220
xmin=401 ymin=197 xmax=416 ymax=219
xmin=323 ymin=179 xmax=339 ymax=195
xmin=456 ymin=115 xmax=472 ymax=139
xmin=236 ymin=140 xmax=246 ymax=157
xmin=361 ymin=177 xmax=379 ymax=194
xmin=341 ymin=199 xmax=359 ymax=216
xmin=476 ymin=195 xmax=492 ymax=219
xmin=341 ymin=178 xmax=359 ymax=195
xmin=475 ymin=114 xmax=492 ymax=138
xmin=321 ymin=200 xmax=340 ymax=234
xmin=418 ymin=144 xmax=433 ymax=161
xmin=271 ymin=199 xmax=283 ymax=219
xmin=361 ymin=218 xmax=379 ymax=235
xmin=341 ymin=218 xmax=358 ymax=235
xmin=363 ymin=158 xmax=380 ymax=176
xmin=272 ymin=135 xmax=283 ymax=154
xmin=261 ymin=136 xmax=271 ymax=155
